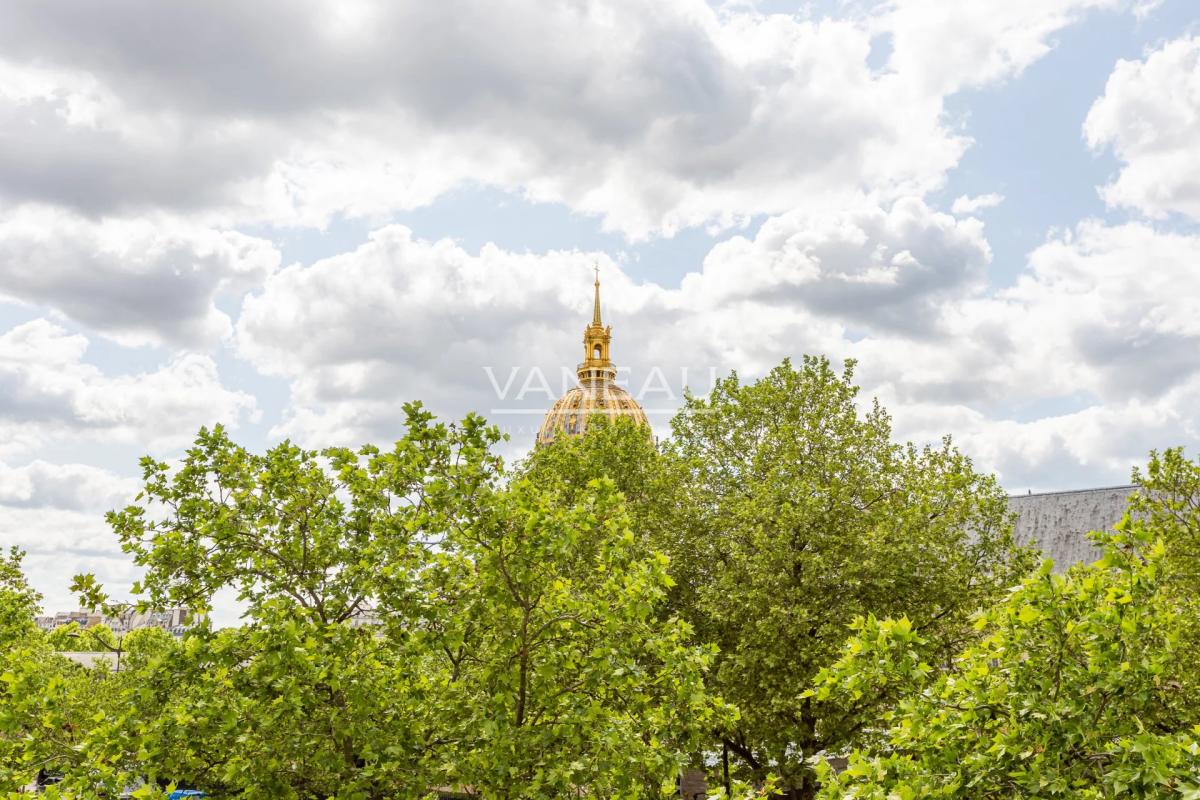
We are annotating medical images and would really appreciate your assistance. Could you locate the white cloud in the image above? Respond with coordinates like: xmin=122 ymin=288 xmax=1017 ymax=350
xmin=1132 ymin=0 xmax=1165 ymax=20
xmin=1085 ymin=35 xmax=1200 ymax=222
xmin=882 ymin=390 xmax=1194 ymax=492
xmin=685 ymin=196 xmax=991 ymax=333
xmin=883 ymin=0 xmax=1125 ymax=95
xmin=0 ymin=0 xmax=1129 ymax=240
xmin=856 ymin=218 xmax=1200 ymax=488
xmin=856 ymin=218 xmax=1200 ymax=401
xmin=0 ymin=206 xmax=280 ymax=346
xmin=951 ymin=193 xmax=1005 ymax=214
xmin=234 ymin=197 xmax=990 ymax=445
xmin=0 ymin=456 xmax=140 ymax=616
xmin=0 ymin=459 xmax=137 ymax=511
xmin=236 ymin=228 xmax=651 ymax=445
xmin=233 ymin=208 xmax=1200 ymax=489
xmin=0 ymin=58 xmax=278 ymax=220
xmin=1003 ymin=221 xmax=1200 ymax=396
xmin=4 ymin=505 xmax=138 ymax=617
xmin=0 ymin=319 xmax=259 ymax=456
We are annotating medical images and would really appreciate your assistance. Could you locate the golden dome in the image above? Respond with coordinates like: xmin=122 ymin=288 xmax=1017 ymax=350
xmin=536 ymin=268 xmax=651 ymax=447
xmin=537 ymin=382 xmax=651 ymax=445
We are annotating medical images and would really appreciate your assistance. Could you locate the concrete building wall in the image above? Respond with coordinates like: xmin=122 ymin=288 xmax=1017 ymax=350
xmin=1008 ymin=485 xmax=1136 ymax=570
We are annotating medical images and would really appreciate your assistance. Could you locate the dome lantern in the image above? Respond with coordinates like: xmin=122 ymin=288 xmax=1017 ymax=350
xmin=578 ymin=265 xmax=616 ymax=385
xmin=535 ymin=267 xmax=650 ymax=447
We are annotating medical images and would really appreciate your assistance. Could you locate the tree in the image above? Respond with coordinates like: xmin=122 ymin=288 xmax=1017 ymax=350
xmin=423 ymin=477 xmax=723 ymax=798
xmin=0 ymin=549 xmax=121 ymax=795
xmin=516 ymin=415 xmax=708 ymax=618
xmin=0 ymin=549 xmax=56 ymax=790
xmin=45 ymin=621 xmax=119 ymax=653
xmin=1122 ymin=447 xmax=1200 ymax=714
xmin=811 ymin=520 xmax=1200 ymax=798
xmin=0 ymin=547 xmax=39 ymax=645
xmin=517 ymin=416 xmax=668 ymax=525
xmin=70 ymin=404 xmax=506 ymax=799
xmin=0 ymin=547 xmax=49 ymax=791
xmin=56 ymin=404 xmax=723 ymax=799
xmin=112 ymin=625 xmax=177 ymax=673
xmin=43 ymin=621 xmax=82 ymax=650
xmin=667 ymin=357 xmax=1032 ymax=797
xmin=1130 ymin=447 xmax=1200 ymax=595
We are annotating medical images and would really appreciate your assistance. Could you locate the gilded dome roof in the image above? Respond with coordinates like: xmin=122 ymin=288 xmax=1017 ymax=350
xmin=536 ymin=268 xmax=651 ymax=447
xmin=536 ymin=382 xmax=650 ymax=446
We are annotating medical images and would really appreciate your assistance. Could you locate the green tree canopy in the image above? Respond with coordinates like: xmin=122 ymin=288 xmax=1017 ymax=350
xmin=1130 ymin=447 xmax=1200 ymax=595
xmin=516 ymin=415 xmax=708 ymax=618
xmin=40 ymin=403 xmax=724 ymax=799
xmin=665 ymin=356 xmax=1032 ymax=797
xmin=424 ymin=477 xmax=722 ymax=798
xmin=0 ymin=547 xmax=39 ymax=645
xmin=44 ymin=621 xmax=120 ymax=652
xmin=812 ymin=519 xmax=1200 ymax=798
xmin=0 ymin=548 xmax=53 ymax=788
xmin=0 ymin=549 xmax=121 ymax=794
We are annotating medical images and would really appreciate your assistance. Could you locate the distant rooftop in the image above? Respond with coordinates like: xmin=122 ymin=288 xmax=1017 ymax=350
xmin=1010 ymin=484 xmax=1137 ymax=499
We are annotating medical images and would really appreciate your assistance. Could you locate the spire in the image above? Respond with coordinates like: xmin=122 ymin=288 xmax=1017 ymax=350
xmin=579 ymin=265 xmax=614 ymax=385
xmin=592 ymin=264 xmax=602 ymax=326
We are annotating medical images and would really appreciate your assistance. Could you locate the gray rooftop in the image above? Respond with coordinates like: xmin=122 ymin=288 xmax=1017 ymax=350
xmin=60 ymin=651 xmax=119 ymax=671
xmin=1008 ymin=485 xmax=1136 ymax=570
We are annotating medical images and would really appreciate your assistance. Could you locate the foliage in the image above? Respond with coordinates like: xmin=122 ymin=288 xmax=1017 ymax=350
xmin=0 ymin=548 xmax=53 ymax=791
xmin=27 ymin=403 xmax=722 ymax=799
xmin=0 ymin=547 xmax=40 ymax=644
xmin=666 ymin=357 xmax=1033 ymax=796
xmin=0 ymin=550 xmax=124 ymax=796
xmin=1131 ymin=447 xmax=1200 ymax=595
xmin=44 ymin=621 xmax=119 ymax=652
xmin=43 ymin=621 xmax=82 ymax=650
xmin=426 ymin=477 xmax=724 ymax=797
xmin=1126 ymin=447 xmax=1200 ymax=715
xmin=517 ymin=415 xmax=707 ymax=618
xmin=811 ymin=519 xmax=1200 ymax=798
xmin=96 ymin=606 xmax=431 ymax=799
xmin=517 ymin=416 xmax=667 ymax=529
xmin=117 ymin=625 xmax=177 ymax=672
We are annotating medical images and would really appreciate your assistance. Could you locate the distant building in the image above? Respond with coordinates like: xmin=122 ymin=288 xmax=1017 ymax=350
xmin=33 ymin=610 xmax=95 ymax=632
xmin=1008 ymin=485 xmax=1136 ymax=569
xmin=35 ymin=606 xmax=191 ymax=638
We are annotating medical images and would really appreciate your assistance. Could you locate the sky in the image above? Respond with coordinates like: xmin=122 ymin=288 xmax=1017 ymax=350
xmin=2 ymin=0 xmax=1200 ymax=616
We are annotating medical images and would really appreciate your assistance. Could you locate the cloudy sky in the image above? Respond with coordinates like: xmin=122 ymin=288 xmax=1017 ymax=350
xmin=2 ymin=0 xmax=1200 ymax=614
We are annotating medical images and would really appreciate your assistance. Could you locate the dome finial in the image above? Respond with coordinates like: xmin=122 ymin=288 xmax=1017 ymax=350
xmin=592 ymin=263 xmax=602 ymax=326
